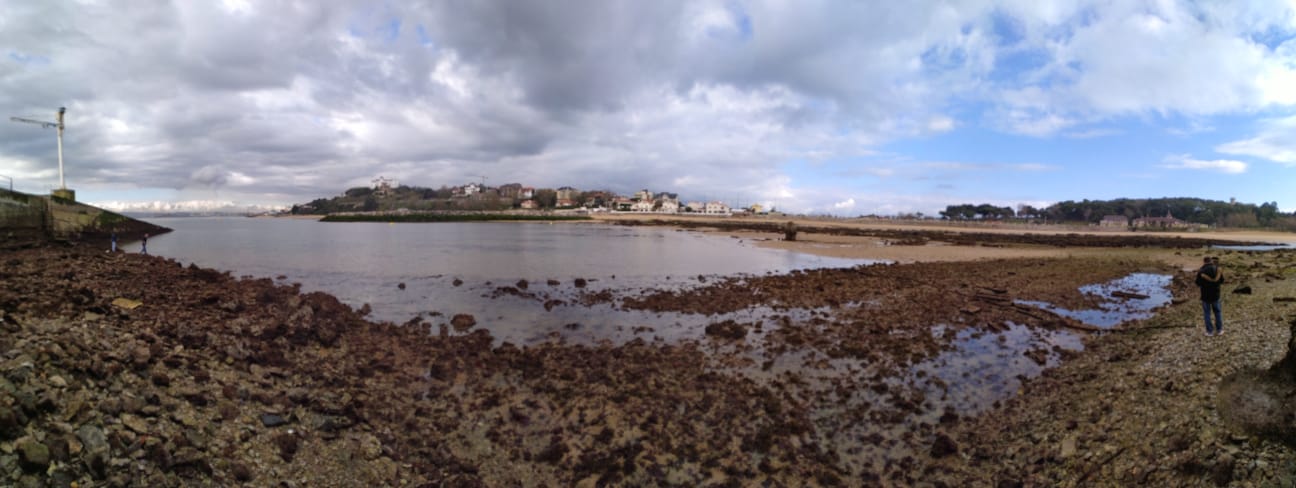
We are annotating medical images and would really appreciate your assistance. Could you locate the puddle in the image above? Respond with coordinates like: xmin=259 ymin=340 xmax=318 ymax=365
xmin=1212 ymin=243 xmax=1296 ymax=252
xmin=1014 ymin=273 xmax=1173 ymax=328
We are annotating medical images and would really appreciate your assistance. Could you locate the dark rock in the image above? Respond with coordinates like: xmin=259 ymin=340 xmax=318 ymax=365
xmin=929 ymin=433 xmax=959 ymax=458
xmin=260 ymin=413 xmax=289 ymax=428
xmin=0 ymin=406 xmax=21 ymax=440
xmin=452 ymin=278 xmax=463 ymax=287
xmin=516 ymin=279 xmax=528 ymax=290
xmin=397 ymin=282 xmax=406 ymax=290
xmin=231 ymin=462 xmax=254 ymax=482
xmin=273 ymin=433 xmax=299 ymax=462
xmin=1233 ymin=285 xmax=1252 ymax=295
xmin=451 ymin=314 xmax=477 ymax=332
xmin=546 ymin=279 xmax=560 ymax=286
xmin=17 ymin=439 xmax=50 ymax=472
xmin=704 ymin=320 xmax=746 ymax=340
xmin=574 ymin=278 xmax=587 ymax=288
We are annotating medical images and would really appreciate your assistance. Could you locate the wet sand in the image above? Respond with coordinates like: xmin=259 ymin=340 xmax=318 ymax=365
xmin=1 ymin=230 xmax=1293 ymax=486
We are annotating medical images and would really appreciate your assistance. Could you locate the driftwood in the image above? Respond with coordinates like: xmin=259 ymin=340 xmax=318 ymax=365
xmin=1274 ymin=297 xmax=1296 ymax=303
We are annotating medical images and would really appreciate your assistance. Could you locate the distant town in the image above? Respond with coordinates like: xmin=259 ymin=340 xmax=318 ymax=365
xmin=289 ymin=176 xmax=768 ymax=216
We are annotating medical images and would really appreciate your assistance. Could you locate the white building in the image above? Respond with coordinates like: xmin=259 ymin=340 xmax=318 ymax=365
xmin=658 ymin=200 xmax=680 ymax=214
xmin=704 ymin=201 xmax=730 ymax=215
xmin=631 ymin=200 xmax=654 ymax=212
xmin=463 ymin=182 xmax=482 ymax=196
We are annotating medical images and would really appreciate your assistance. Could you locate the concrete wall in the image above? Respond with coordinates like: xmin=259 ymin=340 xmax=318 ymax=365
xmin=1 ymin=189 xmax=167 ymax=247
xmin=0 ymin=189 xmax=49 ymax=245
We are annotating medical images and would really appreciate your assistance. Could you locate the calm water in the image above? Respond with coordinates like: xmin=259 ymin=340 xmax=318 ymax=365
xmin=134 ymin=217 xmax=867 ymax=343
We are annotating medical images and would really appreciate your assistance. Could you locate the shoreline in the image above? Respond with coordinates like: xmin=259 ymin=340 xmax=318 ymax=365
xmin=2 ymin=240 xmax=1291 ymax=485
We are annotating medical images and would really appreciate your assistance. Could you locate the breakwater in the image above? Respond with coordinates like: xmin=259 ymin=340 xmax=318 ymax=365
xmin=0 ymin=188 xmax=168 ymax=247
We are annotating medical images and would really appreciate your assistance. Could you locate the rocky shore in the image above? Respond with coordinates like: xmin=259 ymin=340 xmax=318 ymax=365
xmin=1 ymin=242 xmax=1293 ymax=486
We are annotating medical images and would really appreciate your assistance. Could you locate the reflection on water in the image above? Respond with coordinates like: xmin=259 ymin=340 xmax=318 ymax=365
xmin=1015 ymin=273 xmax=1173 ymax=328
xmin=140 ymin=217 xmax=868 ymax=343
xmin=1212 ymin=243 xmax=1296 ymax=252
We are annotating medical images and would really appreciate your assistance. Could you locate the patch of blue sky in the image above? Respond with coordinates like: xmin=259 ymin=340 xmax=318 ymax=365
xmin=7 ymin=51 xmax=51 ymax=65
xmin=703 ymin=1 xmax=752 ymax=42
xmin=989 ymin=9 xmax=1025 ymax=46
xmin=386 ymin=19 xmax=401 ymax=42
xmin=416 ymin=24 xmax=434 ymax=47
xmin=988 ymin=47 xmax=1052 ymax=83
xmin=1248 ymin=28 xmax=1295 ymax=50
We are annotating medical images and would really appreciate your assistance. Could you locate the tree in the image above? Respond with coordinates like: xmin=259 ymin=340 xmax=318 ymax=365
xmin=345 ymin=187 xmax=374 ymax=198
xmin=534 ymin=189 xmax=557 ymax=209
xmin=362 ymin=196 xmax=378 ymax=212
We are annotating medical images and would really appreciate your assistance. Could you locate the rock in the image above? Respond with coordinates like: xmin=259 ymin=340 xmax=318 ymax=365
xmin=358 ymin=433 xmax=383 ymax=460
xmin=48 ymin=375 xmax=67 ymax=388
xmin=120 ymin=413 xmax=149 ymax=434
xmin=0 ymin=406 xmax=21 ymax=440
xmin=260 ymin=413 xmax=289 ymax=428
xmin=1212 ymin=454 xmax=1235 ymax=486
xmin=1233 ymin=285 xmax=1252 ymax=295
xmin=452 ymin=278 xmax=463 ymax=287
xmin=450 ymin=314 xmax=476 ymax=332
xmin=397 ymin=282 xmax=406 ymax=290
xmin=704 ymin=320 xmax=746 ymax=340
xmin=574 ymin=278 xmax=587 ymax=288
xmin=230 ymin=462 xmax=254 ymax=482
xmin=930 ymin=433 xmax=959 ymax=458
xmin=17 ymin=439 xmax=49 ymax=472
xmin=273 ymin=432 xmax=299 ymax=462
xmin=77 ymin=424 xmax=109 ymax=456
xmin=515 ymin=279 xmax=528 ymax=290
xmin=1060 ymin=435 xmax=1078 ymax=459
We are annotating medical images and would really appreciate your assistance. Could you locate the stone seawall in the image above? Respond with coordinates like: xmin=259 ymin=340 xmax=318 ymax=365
xmin=0 ymin=189 xmax=168 ymax=247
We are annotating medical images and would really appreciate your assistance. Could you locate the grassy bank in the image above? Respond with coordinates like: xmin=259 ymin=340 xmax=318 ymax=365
xmin=320 ymin=212 xmax=592 ymax=223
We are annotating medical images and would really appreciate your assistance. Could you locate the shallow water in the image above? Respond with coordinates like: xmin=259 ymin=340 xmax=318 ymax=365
xmin=139 ymin=217 xmax=870 ymax=343
xmin=1014 ymin=273 xmax=1173 ymax=328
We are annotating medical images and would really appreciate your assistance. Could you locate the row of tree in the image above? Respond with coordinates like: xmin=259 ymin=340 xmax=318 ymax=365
xmin=940 ymin=197 xmax=1294 ymax=230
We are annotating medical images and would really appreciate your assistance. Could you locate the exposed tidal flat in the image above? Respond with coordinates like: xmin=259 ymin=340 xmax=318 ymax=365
xmin=2 ymin=218 xmax=1295 ymax=486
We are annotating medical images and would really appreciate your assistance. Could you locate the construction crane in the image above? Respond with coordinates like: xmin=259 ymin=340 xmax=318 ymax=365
xmin=9 ymin=107 xmax=68 ymax=190
xmin=472 ymin=175 xmax=487 ymax=187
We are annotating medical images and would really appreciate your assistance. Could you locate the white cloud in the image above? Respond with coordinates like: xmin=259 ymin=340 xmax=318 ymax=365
xmin=1160 ymin=154 xmax=1249 ymax=174
xmin=1216 ymin=115 xmax=1296 ymax=164
xmin=926 ymin=115 xmax=955 ymax=132
xmin=832 ymin=198 xmax=856 ymax=210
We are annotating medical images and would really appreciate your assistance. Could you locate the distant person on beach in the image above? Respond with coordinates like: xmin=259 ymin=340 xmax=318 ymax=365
xmin=1195 ymin=256 xmax=1224 ymax=336
xmin=110 ymin=232 xmax=117 ymax=253
xmin=141 ymin=233 xmax=149 ymax=255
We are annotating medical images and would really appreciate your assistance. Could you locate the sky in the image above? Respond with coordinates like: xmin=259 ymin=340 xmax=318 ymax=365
xmin=1 ymin=0 xmax=1294 ymax=215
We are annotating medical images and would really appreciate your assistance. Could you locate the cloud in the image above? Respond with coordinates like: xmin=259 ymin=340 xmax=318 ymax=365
xmin=1160 ymin=154 xmax=1248 ymax=174
xmin=1215 ymin=115 xmax=1296 ymax=164
xmin=832 ymin=198 xmax=856 ymax=210
xmin=1 ymin=1 xmax=1293 ymax=213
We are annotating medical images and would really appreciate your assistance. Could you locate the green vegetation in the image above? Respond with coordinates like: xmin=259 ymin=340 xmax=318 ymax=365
xmin=290 ymin=183 xmax=594 ymax=215
xmin=941 ymin=197 xmax=1295 ymax=231
xmin=320 ymin=213 xmax=592 ymax=223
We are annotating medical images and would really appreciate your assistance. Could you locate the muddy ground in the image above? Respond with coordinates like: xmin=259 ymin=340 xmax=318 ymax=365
xmin=0 ymin=240 xmax=1293 ymax=486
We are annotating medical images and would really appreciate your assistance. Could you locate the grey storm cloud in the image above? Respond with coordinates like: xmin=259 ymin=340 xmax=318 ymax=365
xmin=18 ymin=0 xmax=1277 ymax=213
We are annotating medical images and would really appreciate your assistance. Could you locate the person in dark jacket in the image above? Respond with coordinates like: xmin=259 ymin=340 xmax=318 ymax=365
xmin=1195 ymin=256 xmax=1224 ymax=336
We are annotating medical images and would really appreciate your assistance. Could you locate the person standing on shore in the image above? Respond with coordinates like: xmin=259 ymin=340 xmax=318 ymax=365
xmin=1195 ymin=256 xmax=1224 ymax=336
xmin=110 ymin=232 xmax=117 ymax=253
xmin=141 ymin=233 xmax=149 ymax=255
